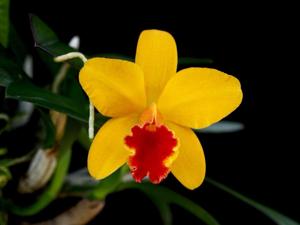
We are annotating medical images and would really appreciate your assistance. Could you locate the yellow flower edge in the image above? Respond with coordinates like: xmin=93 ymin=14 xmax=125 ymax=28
xmin=79 ymin=29 xmax=243 ymax=190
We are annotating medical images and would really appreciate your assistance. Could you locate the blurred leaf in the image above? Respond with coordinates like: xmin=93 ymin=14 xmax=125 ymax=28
xmin=9 ymin=25 xmax=28 ymax=64
xmin=38 ymin=109 xmax=55 ymax=148
xmin=0 ymin=113 xmax=9 ymax=134
xmin=77 ymin=127 xmax=91 ymax=150
xmin=37 ymin=49 xmax=61 ymax=76
xmin=0 ymin=150 xmax=33 ymax=167
xmin=206 ymin=178 xmax=300 ymax=225
xmin=6 ymin=81 xmax=107 ymax=127
xmin=30 ymin=14 xmax=83 ymax=69
xmin=60 ymin=68 xmax=86 ymax=105
xmin=0 ymin=56 xmax=29 ymax=87
xmin=0 ymin=0 xmax=9 ymax=47
xmin=0 ymin=211 xmax=8 ymax=225
xmin=119 ymin=182 xmax=220 ymax=225
xmin=0 ymin=166 xmax=11 ymax=188
xmin=140 ymin=186 xmax=173 ymax=225
xmin=8 ymin=120 xmax=80 ymax=216
xmin=0 ymin=148 xmax=7 ymax=156
xmin=6 ymin=81 xmax=85 ymax=120
xmin=196 ymin=121 xmax=244 ymax=134
xmin=88 ymin=170 xmax=122 ymax=200
xmin=152 ymin=201 xmax=172 ymax=225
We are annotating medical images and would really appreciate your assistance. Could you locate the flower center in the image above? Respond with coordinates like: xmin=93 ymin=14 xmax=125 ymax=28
xmin=124 ymin=104 xmax=178 ymax=183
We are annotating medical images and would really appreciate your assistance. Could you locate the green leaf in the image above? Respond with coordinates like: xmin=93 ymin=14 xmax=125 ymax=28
xmin=0 ymin=166 xmax=11 ymax=188
xmin=0 ymin=148 xmax=7 ymax=156
xmin=30 ymin=14 xmax=83 ymax=69
xmin=139 ymin=186 xmax=173 ymax=225
xmin=77 ymin=127 xmax=91 ymax=150
xmin=0 ymin=210 xmax=8 ymax=225
xmin=206 ymin=178 xmax=300 ymax=225
xmin=9 ymin=25 xmax=28 ymax=64
xmin=0 ymin=150 xmax=33 ymax=167
xmin=0 ymin=0 xmax=9 ymax=47
xmin=7 ymin=120 xmax=80 ymax=216
xmin=29 ymin=14 xmax=212 ymax=70
xmin=195 ymin=121 xmax=244 ymax=134
xmin=119 ymin=182 xmax=220 ymax=225
xmin=6 ymin=81 xmax=107 ymax=127
xmin=0 ymin=56 xmax=29 ymax=87
xmin=38 ymin=109 xmax=55 ymax=148
xmin=37 ymin=48 xmax=61 ymax=75
xmin=88 ymin=170 xmax=122 ymax=200
xmin=0 ymin=113 xmax=9 ymax=134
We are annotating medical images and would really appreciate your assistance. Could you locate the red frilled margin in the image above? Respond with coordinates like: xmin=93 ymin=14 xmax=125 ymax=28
xmin=125 ymin=123 xmax=178 ymax=184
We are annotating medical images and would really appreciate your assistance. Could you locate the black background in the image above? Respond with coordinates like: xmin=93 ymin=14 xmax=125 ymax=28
xmin=7 ymin=1 xmax=299 ymax=224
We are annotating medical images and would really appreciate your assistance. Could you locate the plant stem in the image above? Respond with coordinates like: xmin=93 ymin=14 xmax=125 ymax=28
xmin=6 ymin=119 xmax=80 ymax=216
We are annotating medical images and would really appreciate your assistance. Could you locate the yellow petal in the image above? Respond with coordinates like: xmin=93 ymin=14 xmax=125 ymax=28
xmin=88 ymin=115 xmax=138 ymax=179
xmin=158 ymin=68 xmax=243 ymax=129
xmin=166 ymin=122 xmax=206 ymax=190
xmin=135 ymin=30 xmax=177 ymax=104
xmin=79 ymin=58 xmax=146 ymax=117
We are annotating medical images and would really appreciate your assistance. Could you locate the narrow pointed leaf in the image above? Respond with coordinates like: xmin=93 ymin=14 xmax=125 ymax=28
xmin=29 ymin=14 xmax=83 ymax=69
xmin=119 ymin=182 xmax=220 ymax=225
xmin=5 ymin=81 xmax=107 ymax=127
xmin=139 ymin=187 xmax=173 ymax=225
xmin=0 ymin=56 xmax=29 ymax=87
xmin=206 ymin=178 xmax=300 ymax=225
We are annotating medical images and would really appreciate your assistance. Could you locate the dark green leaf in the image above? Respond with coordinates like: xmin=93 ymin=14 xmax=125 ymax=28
xmin=0 ymin=150 xmax=33 ymax=167
xmin=0 ymin=210 xmax=8 ymax=225
xmin=0 ymin=56 xmax=29 ymax=87
xmin=38 ymin=109 xmax=55 ymax=148
xmin=88 ymin=170 xmax=122 ymax=200
xmin=0 ymin=113 xmax=9 ymax=134
xmin=5 ymin=81 xmax=107 ymax=127
xmin=77 ymin=128 xmax=91 ymax=150
xmin=60 ymin=68 xmax=86 ymax=105
xmin=0 ymin=148 xmax=7 ymax=156
xmin=37 ymin=48 xmax=61 ymax=75
xmin=140 ymin=187 xmax=173 ymax=225
xmin=119 ymin=182 xmax=220 ymax=225
xmin=30 ymin=14 xmax=83 ymax=69
xmin=0 ymin=166 xmax=11 ymax=188
xmin=7 ymin=120 xmax=80 ymax=216
xmin=206 ymin=178 xmax=300 ymax=225
xmin=9 ymin=25 xmax=28 ymax=64
xmin=0 ymin=0 xmax=9 ymax=47
xmin=6 ymin=81 xmax=86 ymax=122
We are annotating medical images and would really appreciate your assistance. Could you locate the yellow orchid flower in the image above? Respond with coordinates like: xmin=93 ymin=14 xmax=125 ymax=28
xmin=79 ymin=30 xmax=243 ymax=190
